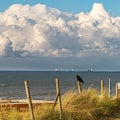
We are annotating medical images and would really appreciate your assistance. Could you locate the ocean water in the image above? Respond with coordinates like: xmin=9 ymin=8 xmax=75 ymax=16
xmin=0 ymin=71 xmax=120 ymax=100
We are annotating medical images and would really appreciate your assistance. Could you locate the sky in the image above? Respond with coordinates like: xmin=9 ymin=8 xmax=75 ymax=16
xmin=0 ymin=1 xmax=120 ymax=71
xmin=0 ymin=0 xmax=120 ymax=16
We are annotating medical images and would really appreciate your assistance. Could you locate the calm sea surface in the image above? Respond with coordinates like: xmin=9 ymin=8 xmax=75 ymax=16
xmin=0 ymin=71 xmax=120 ymax=100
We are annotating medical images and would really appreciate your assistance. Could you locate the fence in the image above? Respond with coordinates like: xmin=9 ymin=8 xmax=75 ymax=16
xmin=0 ymin=77 xmax=120 ymax=120
xmin=26 ymin=79 xmax=120 ymax=120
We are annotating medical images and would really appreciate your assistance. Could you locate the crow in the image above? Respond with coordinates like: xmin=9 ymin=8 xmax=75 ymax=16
xmin=76 ymin=75 xmax=84 ymax=83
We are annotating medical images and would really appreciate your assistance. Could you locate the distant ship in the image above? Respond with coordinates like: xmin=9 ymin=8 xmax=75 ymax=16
xmin=88 ymin=69 xmax=93 ymax=72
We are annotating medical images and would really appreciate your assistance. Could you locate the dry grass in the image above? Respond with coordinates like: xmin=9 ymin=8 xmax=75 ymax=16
xmin=0 ymin=88 xmax=120 ymax=120
xmin=62 ymin=88 xmax=120 ymax=120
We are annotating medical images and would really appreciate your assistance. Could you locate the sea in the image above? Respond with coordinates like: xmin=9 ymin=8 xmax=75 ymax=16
xmin=0 ymin=71 xmax=120 ymax=100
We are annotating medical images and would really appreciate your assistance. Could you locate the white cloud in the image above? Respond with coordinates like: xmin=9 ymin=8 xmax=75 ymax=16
xmin=0 ymin=3 xmax=120 ymax=58
xmin=0 ymin=35 xmax=13 ymax=56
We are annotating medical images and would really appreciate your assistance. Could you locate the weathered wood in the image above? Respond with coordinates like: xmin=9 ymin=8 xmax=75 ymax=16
xmin=53 ymin=93 xmax=59 ymax=109
xmin=108 ymin=78 xmax=111 ymax=98
xmin=55 ymin=78 xmax=63 ymax=120
xmin=101 ymin=80 xmax=104 ymax=97
xmin=116 ymin=83 xmax=118 ymax=99
xmin=24 ymin=81 xmax=35 ymax=120
xmin=77 ymin=81 xmax=82 ymax=94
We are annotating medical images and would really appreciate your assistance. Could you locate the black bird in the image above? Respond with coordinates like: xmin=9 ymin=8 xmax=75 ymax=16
xmin=76 ymin=75 xmax=84 ymax=83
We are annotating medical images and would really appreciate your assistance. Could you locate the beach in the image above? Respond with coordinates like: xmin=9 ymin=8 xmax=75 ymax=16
xmin=0 ymin=84 xmax=120 ymax=119
xmin=0 ymin=71 xmax=120 ymax=119
xmin=0 ymin=99 xmax=54 ymax=111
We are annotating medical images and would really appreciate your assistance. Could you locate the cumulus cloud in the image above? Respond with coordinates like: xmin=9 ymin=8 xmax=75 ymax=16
xmin=0 ymin=3 xmax=120 ymax=58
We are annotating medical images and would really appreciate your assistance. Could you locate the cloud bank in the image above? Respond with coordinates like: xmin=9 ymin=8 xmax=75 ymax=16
xmin=0 ymin=3 xmax=120 ymax=58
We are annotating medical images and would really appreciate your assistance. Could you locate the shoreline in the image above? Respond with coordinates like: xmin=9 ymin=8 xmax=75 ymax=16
xmin=0 ymin=99 xmax=54 ymax=103
xmin=0 ymin=99 xmax=54 ymax=111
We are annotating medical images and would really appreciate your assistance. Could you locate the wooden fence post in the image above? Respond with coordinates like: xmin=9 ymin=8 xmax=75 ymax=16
xmin=116 ymin=83 xmax=118 ymax=99
xmin=54 ymin=78 xmax=63 ymax=120
xmin=24 ymin=81 xmax=35 ymax=120
xmin=77 ymin=81 xmax=82 ymax=94
xmin=101 ymin=80 xmax=104 ymax=97
xmin=108 ymin=78 xmax=111 ymax=98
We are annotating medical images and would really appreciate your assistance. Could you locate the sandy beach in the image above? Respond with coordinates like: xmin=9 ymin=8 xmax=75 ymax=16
xmin=0 ymin=99 xmax=54 ymax=111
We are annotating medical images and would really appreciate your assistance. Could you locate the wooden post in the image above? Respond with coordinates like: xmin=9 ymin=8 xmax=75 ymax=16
xmin=77 ymin=81 xmax=82 ymax=94
xmin=108 ymin=78 xmax=111 ymax=98
xmin=53 ymin=93 xmax=59 ymax=109
xmin=55 ymin=78 xmax=63 ymax=120
xmin=24 ymin=81 xmax=35 ymax=120
xmin=116 ymin=83 xmax=118 ymax=99
xmin=101 ymin=80 xmax=104 ymax=97
xmin=116 ymin=83 xmax=120 ymax=99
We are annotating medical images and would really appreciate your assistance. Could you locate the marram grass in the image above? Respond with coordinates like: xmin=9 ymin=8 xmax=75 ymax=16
xmin=0 ymin=88 xmax=120 ymax=120
xmin=62 ymin=88 xmax=120 ymax=120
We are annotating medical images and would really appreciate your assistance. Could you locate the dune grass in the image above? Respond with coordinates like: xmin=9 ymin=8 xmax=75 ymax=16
xmin=62 ymin=88 xmax=120 ymax=120
xmin=0 ymin=88 xmax=120 ymax=120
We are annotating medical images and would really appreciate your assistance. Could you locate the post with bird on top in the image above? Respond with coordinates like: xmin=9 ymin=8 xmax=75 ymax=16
xmin=76 ymin=75 xmax=84 ymax=94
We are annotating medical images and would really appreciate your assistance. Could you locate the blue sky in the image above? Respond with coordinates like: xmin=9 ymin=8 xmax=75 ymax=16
xmin=0 ymin=0 xmax=120 ymax=71
xmin=0 ymin=0 xmax=120 ymax=16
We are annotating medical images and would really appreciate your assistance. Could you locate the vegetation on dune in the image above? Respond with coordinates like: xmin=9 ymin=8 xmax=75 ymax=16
xmin=0 ymin=88 xmax=120 ymax=120
xmin=62 ymin=88 xmax=120 ymax=120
